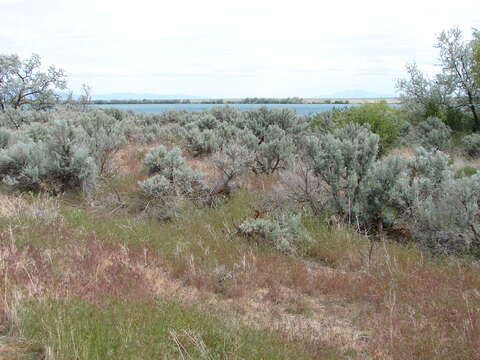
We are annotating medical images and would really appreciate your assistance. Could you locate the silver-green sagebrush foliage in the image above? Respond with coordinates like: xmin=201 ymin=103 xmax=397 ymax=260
xmin=412 ymin=174 xmax=480 ymax=255
xmin=0 ymin=128 xmax=10 ymax=149
xmin=462 ymin=133 xmax=480 ymax=157
xmin=140 ymin=145 xmax=203 ymax=199
xmin=1 ymin=86 xmax=479 ymax=256
xmin=242 ymin=108 xmax=306 ymax=174
xmin=164 ymin=106 xmax=307 ymax=175
xmin=388 ymin=148 xmax=480 ymax=254
xmin=394 ymin=147 xmax=451 ymax=213
xmin=239 ymin=213 xmax=311 ymax=254
xmin=0 ymin=108 xmax=50 ymax=129
xmin=79 ymin=110 xmax=127 ymax=174
xmin=411 ymin=117 xmax=452 ymax=151
xmin=359 ymin=156 xmax=405 ymax=231
xmin=213 ymin=142 xmax=254 ymax=184
xmin=0 ymin=119 xmax=97 ymax=192
xmin=292 ymin=123 xmax=480 ymax=254
xmin=139 ymin=145 xmax=205 ymax=220
xmin=0 ymin=108 xmax=129 ymax=193
xmin=303 ymin=123 xmax=379 ymax=221
xmin=143 ymin=146 xmax=185 ymax=175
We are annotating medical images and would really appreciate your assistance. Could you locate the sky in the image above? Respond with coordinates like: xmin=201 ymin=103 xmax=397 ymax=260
xmin=1 ymin=0 xmax=479 ymax=97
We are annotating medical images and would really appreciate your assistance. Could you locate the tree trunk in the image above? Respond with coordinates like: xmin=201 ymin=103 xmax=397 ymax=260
xmin=470 ymin=103 xmax=480 ymax=131
xmin=466 ymin=89 xmax=480 ymax=131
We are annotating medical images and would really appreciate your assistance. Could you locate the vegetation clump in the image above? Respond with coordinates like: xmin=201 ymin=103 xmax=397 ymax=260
xmin=1 ymin=27 xmax=480 ymax=358
xmin=239 ymin=213 xmax=311 ymax=254
xmin=411 ymin=116 xmax=452 ymax=151
xmin=140 ymin=146 xmax=203 ymax=195
xmin=462 ymin=133 xmax=480 ymax=157
xmin=454 ymin=165 xmax=478 ymax=178
xmin=312 ymin=102 xmax=406 ymax=155
xmin=302 ymin=123 xmax=379 ymax=222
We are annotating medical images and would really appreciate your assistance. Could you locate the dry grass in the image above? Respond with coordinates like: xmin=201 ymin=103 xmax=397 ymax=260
xmin=388 ymin=146 xmax=416 ymax=159
xmin=306 ymin=225 xmax=480 ymax=359
xmin=451 ymin=154 xmax=480 ymax=171
xmin=1 ymin=142 xmax=480 ymax=359
xmin=0 ymin=194 xmax=61 ymax=222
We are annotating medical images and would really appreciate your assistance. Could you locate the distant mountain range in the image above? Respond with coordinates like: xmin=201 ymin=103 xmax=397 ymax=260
xmin=316 ymin=90 xmax=396 ymax=99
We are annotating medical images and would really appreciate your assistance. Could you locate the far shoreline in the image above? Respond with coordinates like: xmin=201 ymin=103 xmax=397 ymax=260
xmin=91 ymin=97 xmax=401 ymax=105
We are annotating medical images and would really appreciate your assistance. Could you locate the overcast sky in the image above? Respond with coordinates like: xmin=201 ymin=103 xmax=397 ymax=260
xmin=1 ymin=0 xmax=478 ymax=97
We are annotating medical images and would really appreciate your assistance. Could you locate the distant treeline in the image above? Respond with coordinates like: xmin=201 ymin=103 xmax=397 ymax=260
xmin=93 ymin=99 xmax=221 ymax=105
xmin=92 ymin=97 xmax=350 ymax=105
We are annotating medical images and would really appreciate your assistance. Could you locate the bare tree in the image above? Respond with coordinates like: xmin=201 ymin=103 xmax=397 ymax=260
xmin=436 ymin=27 xmax=479 ymax=129
xmin=0 ymin=53 xmax=66 ymax=111
xmin=472 ymin=29 xmax=480 ymax=87
xmin=397 ymin=27 xmax=480 ymax=130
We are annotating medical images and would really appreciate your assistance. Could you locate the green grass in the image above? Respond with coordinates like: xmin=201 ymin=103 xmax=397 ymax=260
xmin=5 ymin=185 xmax=479 ymax=359
xmin=61 ymin=191 xmax=270 ymax=270
xmin=17 ymin=298 xmax=316 ymax=360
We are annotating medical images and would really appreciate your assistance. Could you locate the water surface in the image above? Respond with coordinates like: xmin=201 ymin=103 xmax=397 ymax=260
xmin=91 ymin=103 xmax=361 ymax=116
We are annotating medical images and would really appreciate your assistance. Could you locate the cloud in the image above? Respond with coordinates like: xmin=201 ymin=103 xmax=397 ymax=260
xmin=0 ymin=0 xmax=24 ymax=4
xmin=2 ymin=0 xmax=478 ymax=96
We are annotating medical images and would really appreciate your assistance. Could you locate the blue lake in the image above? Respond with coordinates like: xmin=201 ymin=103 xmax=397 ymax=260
xmin=91 ymin=103 xmax=364 ymax=116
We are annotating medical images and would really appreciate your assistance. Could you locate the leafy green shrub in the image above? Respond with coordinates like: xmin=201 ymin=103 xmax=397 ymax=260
xmin=443 ymin=105 xmax=471 ymax=131
xmin=462 ymin=133 xmax=480 ymax=157
xmin=455 ymin=166 xmax=478 ymax=178
xmin=312 ymin=102 xmax=406 ymax=155
xmin=239 ymin=213 xmax=311 ymax=254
